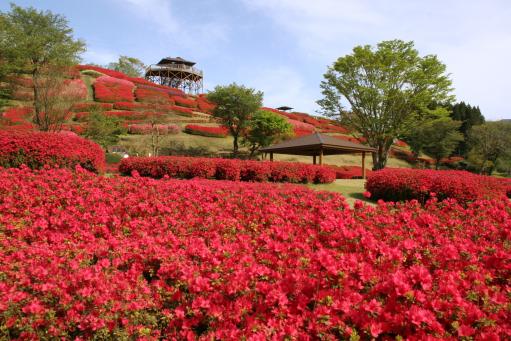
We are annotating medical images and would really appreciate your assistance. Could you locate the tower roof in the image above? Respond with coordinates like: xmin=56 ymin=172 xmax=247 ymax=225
xmin=157 ymin=57 xmax=196 ymax=66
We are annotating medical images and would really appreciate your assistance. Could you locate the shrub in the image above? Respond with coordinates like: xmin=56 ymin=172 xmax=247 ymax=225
xmin=170 ymin=105 xmax=194 ymax=116
xmin=113 ymin=101 xmax=151 ymax=111
xmin=366 ymin=168 xmax=509 ymax=204
xmin=328 ymin=165 xmax=373 ymax=179
xmin=287 ymin=118 xmax=315 ymax=131
xmin=134 ymin=88 xmax=172 ymax=104
xmin=93 ymin=76 xmax=134 ymax=103
xmin=0 ymin=131 xmax=105 ymax=172
xmin=171 ymin=96 xmax=197 ymax=108
xmin=119 ymin=156 xmax=336 ymax=184
xmin=293 ymin=128 xmax=314 ymax=137
xmin=184 ymin=124 xmax=228 ymax=137
xmin=197 ymin=95 xmax=215 ymax=113
xmin=0 ymin=167 xmax=509 ymax=339
xmin=1 ymin=107 xmax=33 ymax=125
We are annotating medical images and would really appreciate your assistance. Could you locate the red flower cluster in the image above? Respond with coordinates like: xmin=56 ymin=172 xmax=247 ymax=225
xmin=319 ymin=124 xmax=349 ymax=134
xmin=197 ymin=94 xmax=215 ymax=113
xmin=170 ymin=105 xmax=194 ymax=116
xmin=119 ymin=156 xmax=336 ymax=183
xmin=293 ymin=128 xmax=315 ymax=137
xmin=333 ymin=134 xmax=363 ymax=144
xmin=93 ymin=76 xmax=135 ymax=103
xmin=0 ymin=131 xmax=105 ymax=172
xmin=128 ymin=123 xmax=180 ymax=135
xmin=171 ymin=96 xmax=197 ymax=108
xmin=134 ymin=88 xmax=172 ymax=104
xmin=70 ymin=102 xmax=113 ymax=112
xmin=366 ymin=168 xmax=509 ymax=204
xmin=184 ymin=124 xmax=228 ymax=137
xmin=0 ymin=167 xmax=509 ymax=339
xmin=1 ymin=107 xmax=33 ymax=125
xmin=394 ymin=139 xmax=409 ymax=148
xmin=287 ymin=118 xmax=315 ymax=131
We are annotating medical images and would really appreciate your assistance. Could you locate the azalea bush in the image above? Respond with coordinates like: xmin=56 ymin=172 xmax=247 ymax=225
xmin=119 ymin=156 xmax=336 ymax=183
xmin=170 ymin=105 xmax=194 ymax=117
xmin=135 ymin=88 xmax=172 ymax=104
xmin=366 ymin=168 xmax=509 ymax=204
xmin=328 ymin=165 xmax=373 ymax=179
xmin=0 ymin=131 xmax=105 ymax=172
xmin=93 ymin=76 xmax=135 ymax=103
xmin=172 ymin=96 xmax=197 ymax=108
xmin=0 ymin=167 xmax=509 ymax=339
xmin=70 ymin=102 xmax=113 ymax=112
xmin=184 ymin=124 xmax=228 ymax=138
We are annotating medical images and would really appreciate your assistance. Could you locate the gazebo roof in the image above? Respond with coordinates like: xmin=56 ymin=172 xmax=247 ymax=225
xmin=276 ymin=106 xmax=293 ymax=111
xmin=260 ymin=132 xmax=376 ymax=156
xmin=157 ymin=57 xmax=196 ymax=66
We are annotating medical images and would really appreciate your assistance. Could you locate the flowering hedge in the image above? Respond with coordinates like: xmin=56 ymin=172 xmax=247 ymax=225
xmin=128 ymin=123 xmax=180 ymax=135
xmin=0 ymin=131 xmax=105 ymax=172
xmin=119 ymin=156 xmax=336 ymax=183
xmin=170 ymin=105 xmax=194 ymax=117
xmin=134 ymin=88 xmax=172 ymax=104
xmin=0 ymin=167 xmax=510 ymax=339
xmin=328 ymin=165 xmax=373 ymax=179
xmin=93 ymin=76 xmax=135 ymax=103
xmin=366 ymin=168 xmax=509 ymax=204
xmin=184 ymin=124 xmax=228 ymax=137
xmin=171 ymin=96 xmax=197 ymax=108
xmin=197 ymin=94 xmax=215 ymax=113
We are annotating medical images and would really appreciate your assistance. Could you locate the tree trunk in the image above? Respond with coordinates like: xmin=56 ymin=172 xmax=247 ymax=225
xmin=32 ymin=69 xmax=44 ymax=130
xmin=233 ymin=134 xmax=239 ymax=156
xmin=372 ymin=143 xmax=389 ymax=170
xmin=435 ymin=160 xmax=440 ymax=170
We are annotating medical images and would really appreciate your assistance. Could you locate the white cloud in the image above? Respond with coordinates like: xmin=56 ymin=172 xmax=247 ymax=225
xmin=244 ymin=66 xmax=317 ymax=114
xmin=242 ymin=0 xmax=511 ymax=119
xmin=82 ymin=48 xmax=117 ymax=65
xmin=114 ymin=0 xmax=229 ymax=55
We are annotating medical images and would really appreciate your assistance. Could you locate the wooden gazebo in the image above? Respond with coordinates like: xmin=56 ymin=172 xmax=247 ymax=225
xmin=260 ymin=132 xmax=376 ymax=178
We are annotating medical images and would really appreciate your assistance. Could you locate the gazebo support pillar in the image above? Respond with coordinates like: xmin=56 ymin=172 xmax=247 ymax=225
xmin=270 ymin=152 xmax=273 ymax=162
xmin=319 ymin=149 xmax=323 ymax=165
xmin=313 ymin=155 xmax=317 ymax=165
xmin=362 ymin=152 xmax=366 ymax=179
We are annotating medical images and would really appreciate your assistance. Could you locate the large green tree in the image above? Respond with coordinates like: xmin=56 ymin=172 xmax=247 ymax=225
xmin=242 ymin=110 xmax=293 ymax=157
xmin=420 ymin=118 xmax=464 ymax=169
xmin=317 ymin=40 xmax=454 ymax=170
xmin=83 ymin=110 xmax=126 ymax=149
xmin=468 ymin=121 xmax=511 ymax=175
xmin=107 ymin=56 xmax=146 ymax=78
xmin=207 ymin=83 xmax=263 ymax=156
xmin=0 ymin=3 xmax=85 ymax=128
xmin=448 ymin=101 xmax=485 ymax=156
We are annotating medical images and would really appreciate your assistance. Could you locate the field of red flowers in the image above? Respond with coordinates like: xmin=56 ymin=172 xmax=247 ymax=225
xmin=0 ymin=166 xmax=509 ymax=339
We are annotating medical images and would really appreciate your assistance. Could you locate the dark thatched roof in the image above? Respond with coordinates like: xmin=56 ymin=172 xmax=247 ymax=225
xmin=260 ymin=132 xmax=376 ymax=156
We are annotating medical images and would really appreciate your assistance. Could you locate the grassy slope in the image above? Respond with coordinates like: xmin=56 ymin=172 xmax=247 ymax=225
xmin=306 ymin=179 xmax=374 ymax=206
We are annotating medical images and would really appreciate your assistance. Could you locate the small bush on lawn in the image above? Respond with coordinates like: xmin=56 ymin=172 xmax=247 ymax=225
xmin=0 ymin=130 xmax=105 ymax=172
xmin=119 ymin=156 xmax=336 ymax=183
xmin=184 ymin=124 xmax=228 ymax=137
xmin=128 ymin=123 xmax=180 ymax=135
xmin=134 ymin=88 xmax=172 ymax=104
xmin=171 ymin=96 xmax=197 ymax=108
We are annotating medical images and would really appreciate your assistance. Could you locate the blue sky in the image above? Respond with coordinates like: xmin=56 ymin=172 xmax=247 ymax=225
xmin=2 ymin=0 xmax=510 ymax=120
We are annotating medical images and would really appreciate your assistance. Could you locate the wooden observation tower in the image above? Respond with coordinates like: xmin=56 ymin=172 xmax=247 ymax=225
xmin=145 ymin=57 xmax=203 ymax=94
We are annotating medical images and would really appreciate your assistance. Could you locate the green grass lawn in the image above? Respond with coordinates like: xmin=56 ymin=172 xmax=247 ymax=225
xmin=306 ymin=179 xmax=375 ymax=206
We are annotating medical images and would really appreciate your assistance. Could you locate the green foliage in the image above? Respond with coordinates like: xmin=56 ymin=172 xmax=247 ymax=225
xmin=207 ymin=83 xmax=263 ymax=156
xmin=468 ymin=121 xmax=511 ymax=175
xmin=420 ymin=118 xmax=464 ymax=169
xmin=83 ymin=110 xmax=126 ymax=149
xmin=317 ymin=39 xmax=454 ymax=170
xmin=448 ymin=101 xmax=485 ymax=156
xmin=107 ymin=56 xmax=146 ymax=78
xmin=0 ymin=3 xmax=85 ymax=125
xmin=106 ymin=153 xmax=123 ymax=164
xmin=242 ymin=110 xmax=293 ymax=157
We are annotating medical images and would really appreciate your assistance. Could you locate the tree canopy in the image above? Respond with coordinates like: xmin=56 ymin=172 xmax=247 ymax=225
xmin=420 ymin=118 xmax=464 ymax=169
xmin=448 ymin=101 xmax=485 ymax=156
xmin=468 ymin=121 xmax=511 ymax=175
xmin=83 ymin=110 xmax=126 ymax=149
xmin=0 ymin=3 xmax=85 ymax=129
xmin=317 ymin=39 xmax=454 ymax=169
xmin=207 ymin=83 xmax=263 ymax=156
xmin=243 ymin=110 xmax=293 ymax=157
xmin=107 ymin=56 xmax=146 ymax=78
